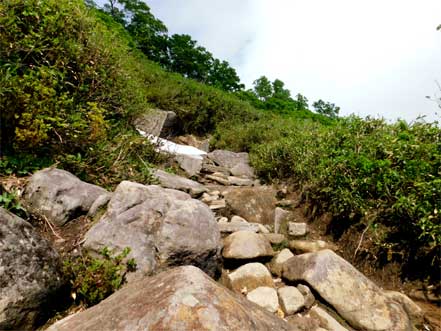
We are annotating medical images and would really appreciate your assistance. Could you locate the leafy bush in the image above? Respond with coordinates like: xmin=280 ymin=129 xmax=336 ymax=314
xmin=0 ymin=190 xmax=27 ymax=218
xmin=215 ymin=115 xmax=441 ymax=279
xmin=63 ymin=247 xmax=136 ymax=306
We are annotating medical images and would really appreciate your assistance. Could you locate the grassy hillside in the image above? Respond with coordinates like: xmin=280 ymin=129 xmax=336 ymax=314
xmin=1 ymin=0 xmax=439 ymax=285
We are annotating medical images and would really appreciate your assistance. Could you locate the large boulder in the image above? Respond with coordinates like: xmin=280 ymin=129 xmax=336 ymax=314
xmin=223 ymin=231 xmax=274 ymax=260
xmin=0 ymin=208 xmax=65 ymax=330
xmin=207 ymin=150 xmax=253 ymax=176
xmin=153 ymin=169 xmax=207 ymax=197
xmin=133 ymin=109 xmax=176 ymax=137
xmin=282 ymin=250 xmax=411 ymax=331
xmin=223 ymin=186 xmax=277 ymax=225
xmin=47 ymin=266 xmax=296 ymax=331
xmin=22 ymin=168 xmax=109 ymax=226
xmin=83 ymin=181 xmax=222 ymax=280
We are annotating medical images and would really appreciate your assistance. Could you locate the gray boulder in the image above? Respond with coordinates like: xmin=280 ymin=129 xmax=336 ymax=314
xmin=0 ymin=208 xmax=65 ymax=330
xmin=83 ymin=181 xmax=221 ymax=280
xmin=175 ymin=154 xmax=204 ymax=177
xmin=153 ymin=169 xmax=207 ymax=197
xmin=207 ymin=150 xmax=250 ymax=169
xmin=47 ymin=266 xmax=295 ymax=331
xmin=223 ymin=231 xmax=274 ymax=260
xmin=133 ymin=109 xmax=176 ymax=137
xmin=283 ymin=249 xmax=411 ymax=331
xmin=23 ymin=168 xmax=109 ymax=226
xmin=223 ymin=186 xmax=277 ymax=225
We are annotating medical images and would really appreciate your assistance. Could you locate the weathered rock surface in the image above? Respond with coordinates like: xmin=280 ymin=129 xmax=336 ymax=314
xmin=288 ymin=222 xmax=308 ymax=237
xmin=133 ymin=109 xmax=176 ymax=137
xmin=223 ymin=186 xmax=277 ymax=225
xmin=47 ymin=266 xmax=296 ymax=331
xmin=217 ymin=216 xmax=260 ymax=234
xmin=223 ymin=231 xmax=274 ymax=260
xmin=208 ymin=150 xmax=251 ymax=171
xmin=289 ymin=239 xmax=335 ymax=254
xmin=274 ymin=207 xmax=291 ymax=233
xmin=23 ymin=168 xmax=109 ymax=226
xmin=83 ymin=181 xmax=221 ymax=280
xmin=175 ymin=154 xmax=204 ymax=177
xmin=246 ymin=287 xmax=279 ymax=313
xmin=264 ymin=233 xmax=287 ymax=244
xmin=278 ymin=286 xmax=305 ymax=315
xmin=0 ymin=208 xmax=65 ymax=330
xmin=227 ymin=176 xmax=254 ymax=186
xmin=222 ymin=263 xmax=274 ymax=293
xmin=153 ymin=169 xmax=207 ymax=197
xmin=297 ymin=284 xmax=315 ymax=309
xmin=309 ymin=306 xmax=349 ymax=331
xmin=268 ymin=248 xmax=294 ymax=277
xmin=283 ymin=249 xmax=411 ymax=331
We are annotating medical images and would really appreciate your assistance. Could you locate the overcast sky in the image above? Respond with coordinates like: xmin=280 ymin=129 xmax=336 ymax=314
xmin=109 ymin=0 xmax=441 ymax=122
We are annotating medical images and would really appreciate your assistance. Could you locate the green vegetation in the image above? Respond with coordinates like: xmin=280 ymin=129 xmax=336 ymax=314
xmin=63 ymin=247 xmax=136 ymax=306
xmin=214 ymin=115 xmax=441 ymax=280
xmin=0 ymin=190 xmax=27 ymax=217
xmin=1 ymin=0 xmax=439 ymax=286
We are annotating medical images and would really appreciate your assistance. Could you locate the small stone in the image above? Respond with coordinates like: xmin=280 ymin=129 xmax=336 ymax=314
xmin=268 ymin=248 xmax=294 ymax=277
xmin=257 ymin=224 xmax=270 ymax=234
xmin=297 ymin=284 xmax=315 ymax=309
xmin=278 ymin=286 xmax=305 ymax=315
xmin=274 ymin=207 xmax=290 ymax=234
xmin=223 ymin=262 xmax=274 ymax=293
xmin=231 ymin=215 xmax=248 ymax=223
xmin=289 ymin=240 xmax=333 ymax=254
xmin=288 ymin=222 xmax=308 ymax=237
xmin=247 ymin=287 xmax=279 ymax=313
xmin=209 ymin=199 xmax=226 ymax=210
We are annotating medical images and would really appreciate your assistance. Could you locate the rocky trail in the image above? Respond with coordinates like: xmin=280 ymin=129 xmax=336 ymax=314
xmin=0 ymin=110 xmax=439 ymax=331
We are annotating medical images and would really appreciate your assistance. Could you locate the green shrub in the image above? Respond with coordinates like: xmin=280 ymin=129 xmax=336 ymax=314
xmin=0 ymin=190 xmax=27 ymax=218
xmin=215 ymin=114 xmax=441 ymax=279
xmin=63 ymin=247 xmax=136 ymax=307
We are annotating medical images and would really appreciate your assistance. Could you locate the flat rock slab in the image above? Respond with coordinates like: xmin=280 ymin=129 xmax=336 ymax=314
xmin=83 ymin=181 xmax=221 ymax=280
xmin=153 ymin=169 xmax=207 ymax=197
xmin=223 ymin=186 xmax=277 ymax=225
xmin=47 ymin=266 xmax=295 ymax=331
xmin=133 ymin=109 xmax=176 ymax=137
xmin=223 ymin=231 xmax=274 ymax=260
xmin=23 ymin=168 xmax=109 ymax=226
xmin=0 ymin=208 xmax=65 ymax=330
xmin=282 ymin=249 xmax=411 ymax=331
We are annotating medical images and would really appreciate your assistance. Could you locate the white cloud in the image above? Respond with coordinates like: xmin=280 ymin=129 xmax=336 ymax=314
xmin=110 ymin=0 xmax=441 ymax=122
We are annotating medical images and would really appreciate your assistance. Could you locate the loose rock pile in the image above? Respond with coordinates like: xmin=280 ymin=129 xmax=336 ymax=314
xmin=0 ymin=126 xmax=426 ymax=330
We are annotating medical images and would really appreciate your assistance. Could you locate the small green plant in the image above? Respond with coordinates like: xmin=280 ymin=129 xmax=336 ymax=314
xmin=0 ymin=190 xmax=27 ymax=217
xmin=271 ymin=239 xmax=290 ymax=251
xmin=63 ymin=247 xmax=136 ymax=306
